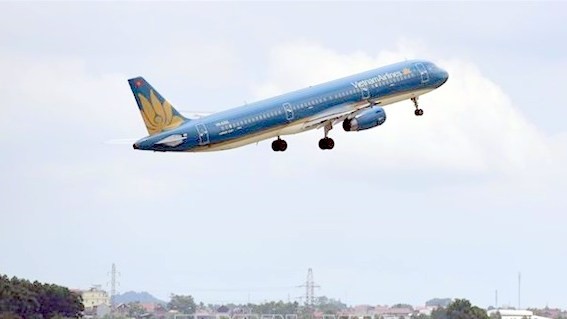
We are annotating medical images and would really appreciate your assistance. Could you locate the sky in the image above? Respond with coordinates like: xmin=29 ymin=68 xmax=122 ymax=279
xmin=1 ymin=1 xmax=566 ymax=309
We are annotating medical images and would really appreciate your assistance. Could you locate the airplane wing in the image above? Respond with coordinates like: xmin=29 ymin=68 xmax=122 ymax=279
xmin=301 ymin=101 xmax=373 ymax=130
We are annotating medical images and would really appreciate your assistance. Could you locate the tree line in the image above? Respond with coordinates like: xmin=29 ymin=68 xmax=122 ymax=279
xmin=165 ymin=295 xmax=347 ymax=315
xmin=0 ymin=274 xmax=84 ymax=319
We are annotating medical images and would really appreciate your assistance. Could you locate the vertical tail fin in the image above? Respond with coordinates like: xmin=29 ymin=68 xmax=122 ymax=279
xmin=128 ymin=77 xmax=187 ymax=136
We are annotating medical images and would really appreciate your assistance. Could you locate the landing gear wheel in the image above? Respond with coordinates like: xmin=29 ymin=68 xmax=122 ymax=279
xmin=411 ymin=97 xmax=423 ymax=116
xmin=272 ymin=139 xmax=288 ymax=152
xmin=319 ymin=121 xmax=335 ymax=150
xmin=326 ymin=138 xmax=334 ymax=150
xmin=319 ymin=137 xmax=335 ymax=150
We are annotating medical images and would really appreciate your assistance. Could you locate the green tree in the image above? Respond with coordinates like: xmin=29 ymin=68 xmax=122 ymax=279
xmin=431 ymin=307 xmax=448 ymax=319
xmin=316 ymin=296 xmax=347 ymax=314
xmin=251 ymin=301 xmax=299 ymax=314
xmin=0 ymin=274 xmax=83 ymax=319
xmin=0 ymin=313 xmax=24 ymax=319
xmin=168 ymin=294 xmax=196 ymax=314
xmin=444 ymin=299 xmax=488 ymax=319
xmin=128 ymin=302 xmax=147 ymax=317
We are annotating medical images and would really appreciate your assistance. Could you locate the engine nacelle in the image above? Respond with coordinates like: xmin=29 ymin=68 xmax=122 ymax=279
xmin=342 ymin=106 xmax=386 ymax=131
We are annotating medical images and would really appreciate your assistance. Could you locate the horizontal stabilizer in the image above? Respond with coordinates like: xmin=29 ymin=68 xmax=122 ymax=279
xmin=155 ymin=134 xmax=188 ymax=147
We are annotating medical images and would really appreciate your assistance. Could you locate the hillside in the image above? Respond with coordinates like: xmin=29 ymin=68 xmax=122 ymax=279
xmin=113 ymin=291 xmax=166 ymax=305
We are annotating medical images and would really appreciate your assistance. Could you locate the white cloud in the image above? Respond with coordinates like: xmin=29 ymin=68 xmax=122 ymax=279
xmin=147 ymin=42 xmax=240 ymax=88
xmin=0 ymin=53 xmax=140 ymax=140
xmin=250 ymin=42 xmax=565 ymax=178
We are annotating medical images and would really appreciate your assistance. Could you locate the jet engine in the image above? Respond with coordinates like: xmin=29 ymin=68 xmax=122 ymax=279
xmin=342 ymin=106 xmax=386 ymax=131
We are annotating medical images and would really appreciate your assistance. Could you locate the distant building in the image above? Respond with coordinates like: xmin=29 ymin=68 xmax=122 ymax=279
xmin=81 ymin=285 xmax=111 ymax=310
xmin=414 ymin=306 xmax=436 ymax=316
xmin=533 ymin=308 xmax=566 ymax=319
xmin=487 ymin=309 xmax=553 ymax=319
xmin=381 ymin=308 xmax=414 ymax=319
xmin=337 ymin=305 xmax=415 ymax=319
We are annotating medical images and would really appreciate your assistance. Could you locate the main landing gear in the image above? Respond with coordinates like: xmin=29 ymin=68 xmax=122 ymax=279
xmin=271 ymin=138 xmax=287 ymax=152
xmin=319 ymin=121 xmax=335 ymax=150
xmin=412 ymin=97 xmax=424 ymax=116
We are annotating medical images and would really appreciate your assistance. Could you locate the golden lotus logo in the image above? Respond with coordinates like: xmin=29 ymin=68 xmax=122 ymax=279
xmin=137 ymin=90 xmax=184 ymax=135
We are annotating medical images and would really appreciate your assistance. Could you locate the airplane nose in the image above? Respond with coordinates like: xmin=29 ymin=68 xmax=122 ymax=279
xmin=439 ymin=68 xmax=449 ymax=85
xmin=133 ymin=143 xmax=139 ymax=150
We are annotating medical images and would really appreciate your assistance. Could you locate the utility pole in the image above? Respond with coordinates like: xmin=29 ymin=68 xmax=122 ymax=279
xmin=108 ymin=263 xmax=120 ymax=316
xmin=111 ymin=263 xmax=117 ymax=308
xmin=298 ymin=268 xmax=320 ymax=308
xmin=518 ymin=272 xmax=521 ymax=310
xmin=495 ymin=289 xmax=498 ymax=309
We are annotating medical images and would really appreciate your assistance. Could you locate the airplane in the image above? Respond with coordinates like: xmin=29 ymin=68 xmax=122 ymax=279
xmin=129 ymin=59 xmax=448 ymax=152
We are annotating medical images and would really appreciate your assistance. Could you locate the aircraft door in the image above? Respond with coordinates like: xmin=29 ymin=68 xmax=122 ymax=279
xmin=360 ymin=83 xmax=370 ymax=99
xmin=196 ymin=123 xmax=210 ymax=145
xmin=415 ymin=63 xmax=429 ymax=83
xmin=283 ymin=102 xmax=294 ymax=121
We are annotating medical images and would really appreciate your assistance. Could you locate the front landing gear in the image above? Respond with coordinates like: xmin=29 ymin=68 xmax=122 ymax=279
xmin=318 ymin=121 xmax=335 ymax=150
xmin=412 ymin=97 xmax=424 ymax=116
xmin=271 ymin=138 xmax=287 ymax=152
